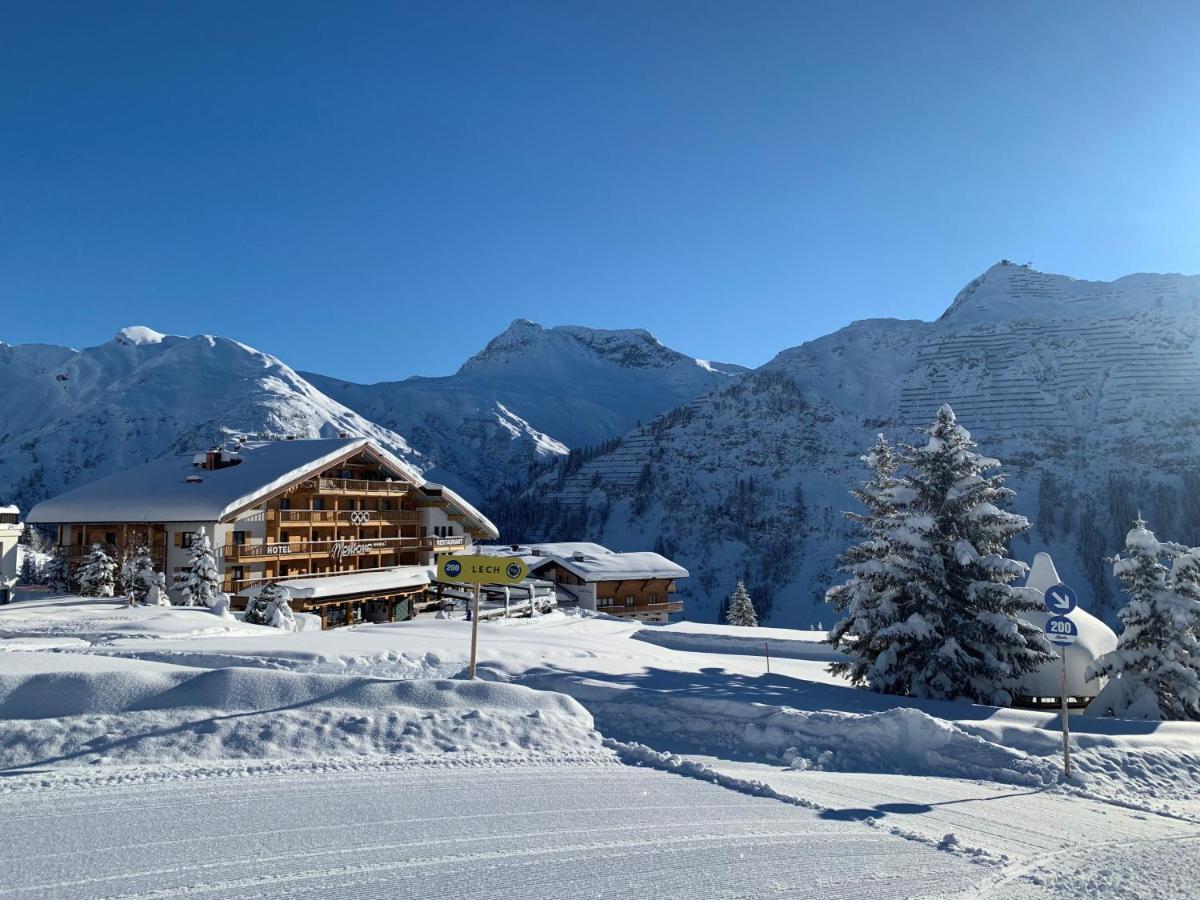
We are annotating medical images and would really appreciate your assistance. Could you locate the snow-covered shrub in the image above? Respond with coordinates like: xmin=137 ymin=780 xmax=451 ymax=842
xmin=77 ymin=544 xmax=116 ymax=598
xmin=245 ymin=582 xmax=297 ymax=631
xmin=210 ymin=591 xmax=233 ymax=619
xmin=179 ymin=532 xmax=220 ymax=608
xmin=827 ymin=406 xmax=1052 ymax=705
xmin=725 ymin=580 xmax=758 ymax=626
xmin=1086 ymin=519 xmax=1200 ymax=720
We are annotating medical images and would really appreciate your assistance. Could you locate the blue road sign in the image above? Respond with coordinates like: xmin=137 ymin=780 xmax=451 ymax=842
xmin=444 ymin=559 xmax=463 ymax=578
xmin=1044 ymin=615 xmax=1078 ymax=646
xmin=1043 ymin=583 xmax=1078 ymax=615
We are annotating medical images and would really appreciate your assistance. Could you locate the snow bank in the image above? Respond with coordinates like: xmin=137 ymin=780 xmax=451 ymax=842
xmin=0 ymin=654 xmax=600 ymax=771
xmin=634 ymin=621 xmax=843 ymax=662
xmin=577 ymin=685 xmax=1060 ymax=786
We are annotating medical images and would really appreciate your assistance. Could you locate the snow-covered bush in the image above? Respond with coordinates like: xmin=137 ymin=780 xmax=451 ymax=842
xmin=179 ymin=532 xmax=220 ymax=608
xmin=145 ymin=573 xmax=171 ymax=607
xmin=77 ymin=544 xmax=116 ymax=598
xmin=827 ymin=406 xmax=1052 ymax=705
xmin=725 ymin=580 xmax=758 ymax=626
xmin=1086 ymin=519 xmax=1200 ymax=720
xmin=244 ymin=582 xmax=297 ymax=631
xmin=210 ymin=591 xmax=233 ymax=619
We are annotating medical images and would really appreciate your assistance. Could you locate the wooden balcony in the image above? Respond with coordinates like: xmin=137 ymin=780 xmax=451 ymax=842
xmin=225 ymin=534 xmax=465 ymax=563
xmin=293 ymin=477 xmax=410 ymax=495
xmin=596 ymin=601 xmax=684 ymax=615
xmin=266 ymin=508 xmax=418 ymax=525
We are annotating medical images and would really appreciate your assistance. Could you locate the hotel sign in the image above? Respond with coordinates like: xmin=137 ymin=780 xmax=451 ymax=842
xmin=438 ymin=555 xmax=529 ymax=585
xmin=330 ymin=539 xmax=387 ymax=562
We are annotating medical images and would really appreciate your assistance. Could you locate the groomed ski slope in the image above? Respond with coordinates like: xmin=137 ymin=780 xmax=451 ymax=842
xmin=2 ymin=596 xmax=1199 ymax=898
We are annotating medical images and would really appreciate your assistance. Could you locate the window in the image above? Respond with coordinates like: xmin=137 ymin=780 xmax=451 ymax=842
xmin=420 ymin=526 xmax=428 ymax=538
xmin=177 ymin=531 xmax=197 ymax=549
xmin=312 ymin=498 xmax=325 ymax=511
xmin=231 ymin=565 xmax=244 ymax=583
xmin=382 ymin=500 xmax=392 ymax=511
xmin=649 ymin=593 xmax=658 ymax=604
xmin=105 ymin=532 xmax=117 ymax=546
xmin=625 ymin=595 xmax=635 ymax=607
xmin=279 ymin=498 xmax=290 ymax=510
xmin=232 ymin=531 xmax=247 ymax=546
xmin=280 ymin=531 xmax=290 ymax=542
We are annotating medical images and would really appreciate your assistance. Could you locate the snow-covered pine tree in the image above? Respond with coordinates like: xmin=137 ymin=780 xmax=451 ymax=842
xmin=1086 ymin=519 xmax=1200 ymax=720
xmin=244 ymin=582 xmax=297 ymax=631
xmin=77 ymin=544 xmax=116 ymax=598
xmin=124 ymin=546 xmax=157 ymax=606
xmin=898 ymin=405 xmax=1052 ymax=704
xmin=179 ymin=532 xmax=220 ymax=608
xmin=17 ymin=551 xmax=40 ymax=586
xmin=725 ymin=580 xmax=758 ymax=626
xmin=826 ymin=434 xmax=913 ymax=690
xmin=42 ymin=552 xmax=70 ymax=595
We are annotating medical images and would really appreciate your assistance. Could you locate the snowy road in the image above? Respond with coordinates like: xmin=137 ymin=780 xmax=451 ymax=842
xmin=0 ymin=762 xmax=979 ymax=899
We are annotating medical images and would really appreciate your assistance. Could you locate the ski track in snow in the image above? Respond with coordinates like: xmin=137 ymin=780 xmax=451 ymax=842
xmin=0 ymin=763 xmax=979 ymax=899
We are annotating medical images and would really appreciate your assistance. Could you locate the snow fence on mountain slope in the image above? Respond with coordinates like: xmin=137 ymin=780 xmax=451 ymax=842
xmin=0 ymin=654 xmax=601 ymax=771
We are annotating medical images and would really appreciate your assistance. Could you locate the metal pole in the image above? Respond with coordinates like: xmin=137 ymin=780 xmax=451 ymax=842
xmin=469 ymin=583 xmax=481 ymax=680
xmin=764 ymin=641 xmax=771 ymax=674
xmin=1060 ymin=647 xmax=1071 ymax=777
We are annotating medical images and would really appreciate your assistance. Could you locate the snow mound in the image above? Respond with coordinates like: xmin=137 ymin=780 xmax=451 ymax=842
xmin=0 ymin=656 xmax=600 ymax=771
xmin=584 ymin=688 xmax=1060 ymax=786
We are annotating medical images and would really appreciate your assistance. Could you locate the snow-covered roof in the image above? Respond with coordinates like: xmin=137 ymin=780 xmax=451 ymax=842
xmin=244 ymin=566 xmax=430 ymax=600
xmin=1015 ymin=553 xmax=1118 ymax=699
xmin=553 ymin=551 xmax=688 ymax=583
xmin=0 ymin=505 xmax=18 ymax=515
xmin=27 ymin=439 xmax=388 ymax=524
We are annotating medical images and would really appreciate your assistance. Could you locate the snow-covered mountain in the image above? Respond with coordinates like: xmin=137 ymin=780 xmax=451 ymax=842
xmin=0 ymin=327 xmax=427 ymax=511
xmin=303 ymin=320 xmax=745 ymax=501
xmin=503 ymin=262 xmax=1200 ymax=628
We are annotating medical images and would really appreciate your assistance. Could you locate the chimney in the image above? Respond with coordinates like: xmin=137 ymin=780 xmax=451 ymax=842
xmin=204 ymin=449 xmax=221 ymax=470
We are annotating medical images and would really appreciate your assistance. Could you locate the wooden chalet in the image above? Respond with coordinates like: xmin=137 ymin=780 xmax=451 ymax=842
xmin=26 ymin=437 xmax=498 ymax=627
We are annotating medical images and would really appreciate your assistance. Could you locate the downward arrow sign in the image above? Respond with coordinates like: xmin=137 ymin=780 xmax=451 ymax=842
xmin=1047 ymin=589 xmax=1070 ymax=611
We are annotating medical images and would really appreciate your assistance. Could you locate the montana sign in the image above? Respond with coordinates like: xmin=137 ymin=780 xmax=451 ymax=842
xmin=438 ymin=555 xmax=529 ymax=585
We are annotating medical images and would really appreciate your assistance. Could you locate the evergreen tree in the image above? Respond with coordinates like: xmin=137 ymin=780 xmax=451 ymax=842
xmin=179 ymin=532 xmax=220 ymax=608
xmin=725 ymin=580 xmax=758 ymax=626
xmin=17 ymin=551 xmax=41 ymax=586
xmin=828 ymin=408 xmax=1052 ymax=704
xmin=77 ymin=544 xmax=116 ymax=598
xmin=826 ymin=434 xmax=912 ymax=690
xmin=42 ymin=552 xmax=70 ymax=595
xmin=123 ymin=546 xmax=157 ymax=606
xmin=897 ymin=405 xmax=1051 ymax=704
xmin=245 ymin=582 xmax=297 ymax=631
xmin=1086 ymin=519 xmax=1200 ymax=720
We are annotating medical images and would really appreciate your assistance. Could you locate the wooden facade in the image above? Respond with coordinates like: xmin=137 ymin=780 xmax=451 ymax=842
xmin=49 ymin=443 xmax=481 ymax=628
xmin=536 ymin=560 xmax=683 ymax=621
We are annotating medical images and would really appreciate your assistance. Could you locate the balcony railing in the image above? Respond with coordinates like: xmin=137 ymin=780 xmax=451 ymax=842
xmin=596 ymin=601 xmax=683 ymax=614
xmin=293 ymin=477 xmax=410 ymax=495
xmin=266 ymin=508 xmax=418 ymax=525
xmin=225 ymin=534 xmax=465 ymax=562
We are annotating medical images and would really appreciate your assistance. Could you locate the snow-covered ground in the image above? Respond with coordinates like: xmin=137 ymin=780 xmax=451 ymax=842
xmin=2 ymin=596 xmax=1199 ymax=897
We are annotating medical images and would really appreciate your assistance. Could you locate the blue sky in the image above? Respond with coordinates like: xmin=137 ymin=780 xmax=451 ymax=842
xmin=2 ymin=1 xmax=1198 ymax=381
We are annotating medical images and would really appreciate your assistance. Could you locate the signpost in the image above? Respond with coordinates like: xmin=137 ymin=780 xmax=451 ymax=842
xmin=1043 ymin=583 xmax=1079 ymax=777
xmin=436 ymin=555 xmax=530 ymax=679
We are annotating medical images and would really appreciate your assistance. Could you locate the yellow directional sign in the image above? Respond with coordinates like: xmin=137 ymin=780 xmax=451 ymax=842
xmin=437 ymin=555 xmax=529 ymax=585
